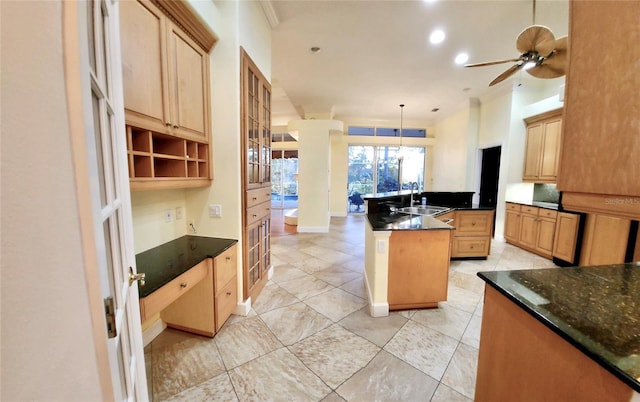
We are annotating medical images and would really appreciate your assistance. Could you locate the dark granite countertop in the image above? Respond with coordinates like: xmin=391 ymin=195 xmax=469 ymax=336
xmin=136 ymin=236 xmax=237 ymax=298
xmin=367 ymin=210 xmax=455 ymax=231
xmin=478 ymin=264 xmax=640 ymax=392
xmin=506 ymin=200 xmax=559 ymax=210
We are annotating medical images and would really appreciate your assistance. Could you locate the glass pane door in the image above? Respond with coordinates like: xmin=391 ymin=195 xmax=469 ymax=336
xmin=271 ymin=150 xmax=298 ymax=209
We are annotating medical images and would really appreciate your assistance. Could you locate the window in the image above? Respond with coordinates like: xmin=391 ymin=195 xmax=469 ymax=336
xmin=347 ymin=125 xmax=427 ymax=138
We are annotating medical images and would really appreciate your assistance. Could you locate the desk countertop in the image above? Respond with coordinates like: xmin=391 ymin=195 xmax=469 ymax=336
xmin=136 ymin=236 xmax=237 ymax=297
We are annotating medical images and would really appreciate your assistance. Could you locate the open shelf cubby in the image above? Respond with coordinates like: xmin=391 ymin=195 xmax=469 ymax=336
xmin=126 ymin=125 xmax=211 ymax=190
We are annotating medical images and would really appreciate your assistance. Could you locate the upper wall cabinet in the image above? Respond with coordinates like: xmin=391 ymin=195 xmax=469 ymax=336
xmin=558 ymin=1 xmax=640 ymax=219
xmin=119 ymin=0 xmax=216 ymax=190
xmin=523 ymin=109 xmax=562 ymax=183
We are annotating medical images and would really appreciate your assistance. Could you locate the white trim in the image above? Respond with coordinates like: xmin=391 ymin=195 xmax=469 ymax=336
xmin=297 ymin=226 xmax=330 ymax=233
xmin=258 ymin=0 xmax=280 ymax=28
xmin=235 ymin=297 xmax=252 ymax=316
xmin=142 ymin=319 xmax=167 ymax=347
xmin=267 ymin=265 xmax=274 ymax=280
xmin=364 ymin=267 xmax=389 ymax=317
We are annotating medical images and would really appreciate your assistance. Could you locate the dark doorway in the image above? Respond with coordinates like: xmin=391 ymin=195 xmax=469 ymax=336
xmin=479 ymin=146 xmax=501 ymax=207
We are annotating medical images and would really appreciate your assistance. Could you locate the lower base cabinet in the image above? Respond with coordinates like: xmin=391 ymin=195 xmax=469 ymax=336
xmin=505 ymin=203 xmax=561 ymax=260
xmin=438 ymin=209 xmax=494 ymax=258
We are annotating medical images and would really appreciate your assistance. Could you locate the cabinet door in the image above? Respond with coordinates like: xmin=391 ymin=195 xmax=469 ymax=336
xmin=519 ymin=213 xmax=538 ymax=248
xmin=505 ymin=210 xmax=521 ymax=243
xmin=539 ymin=118 xmax=562 ymax=181
xmin=119 ymin=0 xmax=170 ymax=133
xmin=167 ymin=22 xmax=209 ymax=140
xmin=552 ymin=212 xmax=580 ymax=262
xmin=523 ymin=123 xmax=543 ymax=181
xmin=535 ymin=217 xmax=556 ymax=257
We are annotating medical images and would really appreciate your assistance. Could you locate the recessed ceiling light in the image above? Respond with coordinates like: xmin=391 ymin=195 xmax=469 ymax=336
xmin=454 ymin=52 xmax=469 ymax=65
xmin=429 ymin=29 xmax=445 ymax=45
xmin=310 ymin=46 xmax=321 ymax=53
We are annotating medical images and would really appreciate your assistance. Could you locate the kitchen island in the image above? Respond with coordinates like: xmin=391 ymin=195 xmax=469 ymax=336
xmin=476 ymin=263 xmax=640 ymax=401
xmin=365 ymin=210 xmax=454 ymax=316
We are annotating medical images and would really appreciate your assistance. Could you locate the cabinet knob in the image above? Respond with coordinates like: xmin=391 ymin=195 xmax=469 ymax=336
xmin=226 ymin=256 xmax=231 ymax=261
xmin=166 ymin=121 xmax=172 ymax=126
xmin=173 ymin=124 xmax=180 ymax=129
xmin=226 ymin=291 xmax=232 ymax=296
xmin=180 ymin=282 xmax=187 ymax=288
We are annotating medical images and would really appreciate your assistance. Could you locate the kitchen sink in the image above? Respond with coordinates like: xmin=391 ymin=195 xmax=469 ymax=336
xmin=397 ymin=205 xmax=451 ymax=216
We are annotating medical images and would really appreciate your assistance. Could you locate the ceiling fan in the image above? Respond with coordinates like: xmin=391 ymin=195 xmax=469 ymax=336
xmin=465 ymin=0 xmax=568 ymax=86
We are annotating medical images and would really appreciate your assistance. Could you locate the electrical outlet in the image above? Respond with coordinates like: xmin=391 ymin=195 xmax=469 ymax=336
xmin=175 ymin=206 xmax=183 ymax=220
xmin=164 ymin=209 xmax=173 ymax=223
xmin=209 ymin=204 xmax=222 ymax=218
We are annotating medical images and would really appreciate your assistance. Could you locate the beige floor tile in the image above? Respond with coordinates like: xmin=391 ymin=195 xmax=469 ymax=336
xmin=441 ymin=342 xmax=479 ymax=399
xmin=260 ymin=302 xmax=333 ymax=346
xmin=321 ymin=392 xmax=347 ymax=402
xmin=339 ymin=276 xmax=367 ymax=299
xmin=161 ymin=372 xmax=237 ymax=402
xmin=270 ymin=263 xmax=310 ymax=284
xmin=431 ymin=383 xmax=473 ymax=402
xmin=313 ymin=265 xmax=361 ymax=287
xmin=214 ymin=316 xmax=282 ymax=369
xmin=151 ymin=336 xmax=226 ymax=401
xmin=229 ymin=348 xmax=331 ymax=401
xmin=251 ymin=282 xmax=300 ymax=314
xmin=304 ymin=287 xmax=368 ymax=322
xmin=461 ymin=313 xmax=482 ymax=349
xmin=384 ymin=320 xmax=458 ymax=380
xmin=291 ymin=255 xmax=335 ymax=273
xmin=299 ymin=244 xmax=354 ymax=265
xmin=336 ymin=350 xmax=439 ymax=401
xmin=443 ymin=284 xmax=483 ymax=313
xmin=278 ymin=274 xmax=333 ymax=300
xmin=338 ymin=307 xmax=408 ymax=347
xmin=289 ymin=324 xmax=380 ymax=389
xmin=411 ymin=304 xmax=473 ymax=340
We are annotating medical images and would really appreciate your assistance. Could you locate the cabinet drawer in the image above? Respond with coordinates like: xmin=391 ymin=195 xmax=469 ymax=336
xmin=521 ymin=206 xmax=538 ymax=215
xmin=139 ymin=259 xmax=209 ymax=322
xmin=214 ymin=245 xmax=237 ymax=294
xmin=246 ymin=202 xmax=271 ymax=225
xmin=452 ymin=237 xmax=491 ymax=258
xmin=538 ymin=208 xmax=558 ymax=219
xmin=246 ymin=187 xmax=271 ymax=209
xmin=436 ymin=211 xmax=455 ymax=224
xmin=454 ymin=211 xmax=493 ymax=236
xmin=506 ymin=203 xmax=521 ymax=212
xmin=215 ymin=276 xmax=237 ymax=331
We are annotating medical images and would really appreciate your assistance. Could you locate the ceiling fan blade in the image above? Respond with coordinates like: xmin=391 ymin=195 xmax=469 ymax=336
xmin=489 ymin=64 xmax=523 ymax=86
xmin=516 ymin=25 xmax=556 ymax=56
xmin=527 ymin=36 xmax=568 ymax=79
xmin=464 ymin=57 xmax=523 ymax=68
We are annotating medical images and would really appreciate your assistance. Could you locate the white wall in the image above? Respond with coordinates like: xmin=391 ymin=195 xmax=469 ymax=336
xmin=1 ymin=2 xmax=105 ymax=399
xmin=432 ymin=107 xmax=472 ymax=190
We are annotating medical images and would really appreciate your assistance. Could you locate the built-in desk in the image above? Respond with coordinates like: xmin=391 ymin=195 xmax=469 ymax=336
xmin=136 ymin=236 xmax=238 ymax=337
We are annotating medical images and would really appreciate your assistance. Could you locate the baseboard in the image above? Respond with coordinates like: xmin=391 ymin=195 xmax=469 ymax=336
xmin=235 ymin=297 xmax=251 ymax=316
xmin=363 ymin=269 xmax=389 ymax=317
xmin=331 ymin=212 xmax=348 ymax=217
xmin=494 ymin=235 xmax=506 ymax=243
xmin=267 ymin=264 xmax=274 ymax=280
xmin=142 ymin=318 xmax=166 ymax=347
xmin=297 ymin=225 xmax=329 ymax=233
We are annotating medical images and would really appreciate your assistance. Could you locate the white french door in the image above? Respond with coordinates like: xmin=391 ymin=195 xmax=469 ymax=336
xmin=70 ymin=0 xmax=148 ymax=400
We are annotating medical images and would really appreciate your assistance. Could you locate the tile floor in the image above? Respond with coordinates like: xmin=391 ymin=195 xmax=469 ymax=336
xmin=145 ymin=213 xmax=559 ymax=401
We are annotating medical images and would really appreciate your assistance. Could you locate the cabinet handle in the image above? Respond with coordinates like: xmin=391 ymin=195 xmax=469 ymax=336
xmin=173 ymin=124 xmax=180 ymax=129
xmin=166 ymin=121 xmax=172 ymax=126
xmin=472 ymin=222 xmax=476 ymax=226
xmin=180 ymin=282 xmax=187 ymax=288
xmin=226 ymin=256 xmax=231 ymax=261
xmin=252 ymin=197 xmax=257 ymax=200
xmin=252 ymin=214 xmax=257 ymax=218
xmin=226 ymin=291 xmax=231 ymax=296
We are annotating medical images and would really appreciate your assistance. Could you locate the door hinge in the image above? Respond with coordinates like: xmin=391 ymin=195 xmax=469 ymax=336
xmin=104 ymin=297 xmax=117 ymax=338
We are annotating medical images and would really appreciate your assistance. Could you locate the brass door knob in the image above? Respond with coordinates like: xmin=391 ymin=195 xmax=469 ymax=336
xmin=128 ymin=267 xmax=146 ymax=287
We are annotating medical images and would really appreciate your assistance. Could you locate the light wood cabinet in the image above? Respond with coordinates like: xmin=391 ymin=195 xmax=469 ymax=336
xmin=213 ymin=246 xmax=237 ymax=332
xmin=552 ymin=212 xmax=581 ymax=262
xmin=241 ymin=49 xmax=272 ymax=302
xmin=505 ymin=202 xmax=558 ymax=259
xmin=119 ymin=0 xmax=214 ymax=190
xmin=388 ymin=229 xmax=452 ymax=310
xmin=523 ymin=110 xmax=562 ymax=183
xmin=558 ymin=2 xmax=640 ymax=220
xmin=579 ymin=214 xmax=630 ymax=266
xmin=450 ymin=210 xmax=494 ymax=258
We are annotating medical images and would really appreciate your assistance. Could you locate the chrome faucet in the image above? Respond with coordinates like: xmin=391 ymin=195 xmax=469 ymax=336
xmin=410 ymin=182 xmax=419 ymax=206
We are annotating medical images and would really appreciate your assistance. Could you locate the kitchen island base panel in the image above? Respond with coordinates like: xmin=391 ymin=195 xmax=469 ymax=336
xmin=389 ymin=301 xmax=438 ymax=311
xmin=476 ymin=286 xmax=633 ymax=402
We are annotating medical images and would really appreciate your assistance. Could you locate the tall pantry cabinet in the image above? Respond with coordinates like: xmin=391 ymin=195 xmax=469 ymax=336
xmin=240 ymin=48 xmax=272 ymax=303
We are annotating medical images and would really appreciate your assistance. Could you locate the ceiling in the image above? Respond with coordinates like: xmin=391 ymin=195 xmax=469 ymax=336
xmin=267 ymin=0 xmax=569 ymax=128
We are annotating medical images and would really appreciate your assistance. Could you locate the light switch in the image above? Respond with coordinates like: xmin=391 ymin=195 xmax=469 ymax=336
xmin=209 ymin=204 xmax=222 ymax=218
